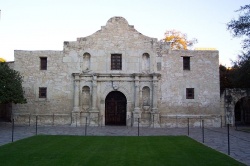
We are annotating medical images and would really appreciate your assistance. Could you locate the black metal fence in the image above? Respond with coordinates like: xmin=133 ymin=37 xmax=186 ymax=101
xmin=1 ymin=115 xmax=249 ymax=165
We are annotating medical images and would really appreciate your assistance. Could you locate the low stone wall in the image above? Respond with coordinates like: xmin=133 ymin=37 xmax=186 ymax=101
xmin=160 ymin=115 xmax=222 ymax=128
xmin=12 ymin=113 xmax=223 ymax=127
xmin=13 ymin=114 xmax=72 ymax=126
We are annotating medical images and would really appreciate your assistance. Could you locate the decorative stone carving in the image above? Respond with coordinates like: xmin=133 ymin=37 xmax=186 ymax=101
xmin=112 ymin=81 xmax=119 ymax=90
xmin=82 ymin=86 xmax=90 ymax=111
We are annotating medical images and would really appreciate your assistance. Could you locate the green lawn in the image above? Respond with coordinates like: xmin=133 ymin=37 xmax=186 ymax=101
xmin=0 ymin=135 xmax=244 ymax=166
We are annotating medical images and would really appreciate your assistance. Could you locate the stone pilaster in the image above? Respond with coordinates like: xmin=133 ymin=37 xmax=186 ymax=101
xmin=133 ymin=74 xmax=141 ymax=126
xmin=152 ymin=74 xmax=158 ymax=112
xmin=89 ymin=74 xmax=99 ymax=126
xmin=90 ymin=74 xmax=98 ymax=112
xmin=72 ymin=73 xmax=80 ymax=126
xmin=151 ymin=73 xmax=160 ymax=127
xmin=134 ymin=74 xmax=140 ymax=112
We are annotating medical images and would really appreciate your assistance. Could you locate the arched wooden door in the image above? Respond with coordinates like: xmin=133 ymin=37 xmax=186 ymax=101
xmin=105 ymin=91 xmax=127 ymax=126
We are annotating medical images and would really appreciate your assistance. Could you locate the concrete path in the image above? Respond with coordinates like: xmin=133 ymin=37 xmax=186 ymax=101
xmin=0 ymin=122 xmax=249 ymax=165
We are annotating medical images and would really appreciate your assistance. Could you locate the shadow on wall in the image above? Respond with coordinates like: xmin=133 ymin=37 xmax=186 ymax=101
xmin=0 ymin=103 xmax=12 ymax=122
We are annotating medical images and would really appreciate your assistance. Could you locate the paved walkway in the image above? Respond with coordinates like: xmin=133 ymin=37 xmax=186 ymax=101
xmin=0 ymin=122 xmax=249 ymax=165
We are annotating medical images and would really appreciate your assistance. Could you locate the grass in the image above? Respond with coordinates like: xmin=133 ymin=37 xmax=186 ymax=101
xmin=0 ymin=135 xmax=244 ymax=166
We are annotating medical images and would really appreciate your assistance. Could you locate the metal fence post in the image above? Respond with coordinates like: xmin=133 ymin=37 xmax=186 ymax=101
xmin=138 ymin=118 xmax=140 ymax=136
xmin=12 ymin=118 xmax=14 ymax=142
xmin=36 ymin=116 xmax=38 ymax=135
xmin=98 ymin=113 xmax=100 ymax=127
xmin=85 ymin=117 xmax=87 ymax=136
xmin=75 ymin=113 xmax=77 ymax=127
xmin=200 ymin=116 xmax=202 ymax=128
xmin=202 ymin=120 xmax=204 ymax=143
xmin=228 ymin=124 xmax=230 ymax=155
xmin=188 ymin=118 xmax=190 ymax=136
xmin=176 ymin=115 xmax=178 ymax=128
xmin=29 ymin=114 xmax=31 ymax=126
xmin=160 ymin=116 xmax=161 ymax=126
xmin=52 ymin=113 xmax=55 ymax=126
xmin=220 ymin=115 xmax=223 ymax=128
xmin=153 ymin=115 xmax=154 ymax=128
xmin=126 ymin=115 xmax=129 ymax=129
xmin=101 ymin=115 xmax=103 ymax=127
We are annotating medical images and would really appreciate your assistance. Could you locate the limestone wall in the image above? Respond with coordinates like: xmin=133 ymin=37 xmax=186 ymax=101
xmin=160 ymin=50 xmax=220 ymax=116
xmin=11 ymin=17 xmax=221 ymax=127
xmin=12 ymin=50 xmax=73 ymax=115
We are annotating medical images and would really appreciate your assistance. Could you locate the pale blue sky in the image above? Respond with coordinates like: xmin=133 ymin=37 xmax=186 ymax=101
xmin=0 ymin=0 xmax=249 ymax=66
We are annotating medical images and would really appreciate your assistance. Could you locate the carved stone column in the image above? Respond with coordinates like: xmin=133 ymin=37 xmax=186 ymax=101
xmin=151 ymin=73 xmax=160 ymax=127
xmin=152 ymin=74 xmax=158 ymax=112
xmin=134 ymin=75 xmax=140 ymax=112
xmin=89 ymin=74 xmax=99 ymax=126
xmin=72 ymin=73 xmax=80 ymax=126
xmin=91 ymin=74 xmax=97 ymax=111
xmin=133 ymin=74 xmax=141 ymax=126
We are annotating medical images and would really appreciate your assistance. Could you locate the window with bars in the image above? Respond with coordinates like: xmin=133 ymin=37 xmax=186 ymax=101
xmin=111 ymin=54 xmax=122 ymax=70
xmin=39 ymin=87 xmax=47 ymax=98
xmin=40 ymin=57 xmax=47 ymax=70
xmin=183 ymin=57 xmax=190 ymax=70
xmin=186 ymin=88 xmax=194 ymax=99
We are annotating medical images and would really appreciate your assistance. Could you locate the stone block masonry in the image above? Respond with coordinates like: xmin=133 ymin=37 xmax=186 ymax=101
xmin=12 ymin=17 xmax=221 ymax=127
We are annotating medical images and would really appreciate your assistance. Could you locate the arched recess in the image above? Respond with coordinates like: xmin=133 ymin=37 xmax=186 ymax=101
xmin=82 ymin=86 xmax=90 ymax=111
xmin=234 ymin=97 xmax=250 ymax=125
xmin=142 ymin=86 xmax=150 ymax=106
xmin=83 ymin=53 xmax=91 ymax=71
xmin=105 ymin=91 xmax=127 ymax=126
xmin=142 ymin=53 xmax=150 ymax=72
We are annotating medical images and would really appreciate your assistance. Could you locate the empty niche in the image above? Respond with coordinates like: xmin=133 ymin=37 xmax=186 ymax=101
xmin=142 ymin=86 xmax=150 ymax=111
xmin=142 ymin=53 xmax=150 ymax=73
xmin=82 ymin=86 xmax=90 ymax=111
xmin=83 ymin=53 xmax=91 ymax=71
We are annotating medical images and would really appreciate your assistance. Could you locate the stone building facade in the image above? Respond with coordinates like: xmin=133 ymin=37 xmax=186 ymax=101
xmin=12 ymin=17 xmax=221 ymax=127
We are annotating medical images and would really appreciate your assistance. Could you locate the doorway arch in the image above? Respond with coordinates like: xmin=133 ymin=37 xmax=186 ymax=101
xmin=105 ymin=91 xmax=127 ymax=126
xmin=234 ymin=97 xmax=250 ymax=125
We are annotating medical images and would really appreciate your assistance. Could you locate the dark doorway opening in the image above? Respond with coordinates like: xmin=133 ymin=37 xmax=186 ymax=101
xmin=105 ymin=91 xmax=127 ymax=126
xmin=235 ymin=97 xmax=250 ymax=125
xmin=0 ymin=103 xmax=12 ymax=122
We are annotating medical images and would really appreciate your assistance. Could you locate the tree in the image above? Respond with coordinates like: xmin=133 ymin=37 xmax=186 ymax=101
xmin=0 ymin=57 xmax=6 ymax=62
xmin=164 ymin=29 xmax=197 ymax=50
xmin=0 ymin=62 xmax=26 ymax=104
xmin=227 ymin=4 xmax=250 ymax=88
xmin=227 ymin=5 xmax=250 ymax=53
xmin=219 ymin=64 xmax=233 ymax=94
xmin=230 ymin=53 xmax=250 ymax=88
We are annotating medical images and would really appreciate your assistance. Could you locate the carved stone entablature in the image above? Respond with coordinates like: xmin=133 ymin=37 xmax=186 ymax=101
xmin=77 ymin=73 xmax=161 ymax=82
xmin=72 ymin=73 xmax=80 ymax=80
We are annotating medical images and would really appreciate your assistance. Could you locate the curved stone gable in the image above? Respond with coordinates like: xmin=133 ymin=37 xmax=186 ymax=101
xmin=106 ymin=16 xmax=129 ymax=27
xmin=74 ymin=16 xmax=157 ymax=51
